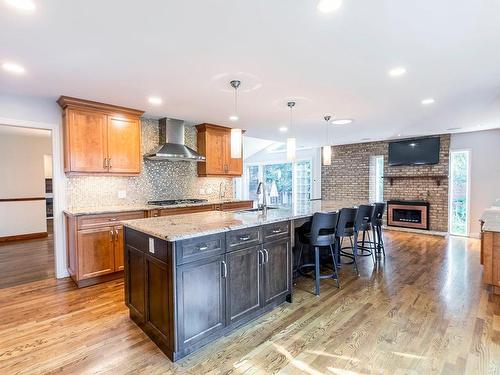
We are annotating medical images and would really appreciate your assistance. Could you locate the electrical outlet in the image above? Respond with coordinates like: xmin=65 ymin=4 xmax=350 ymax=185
xmin=199 ymin=188 xmax=206 ymax=195
xmin=118 ymin=190 xmax=127 ymax=199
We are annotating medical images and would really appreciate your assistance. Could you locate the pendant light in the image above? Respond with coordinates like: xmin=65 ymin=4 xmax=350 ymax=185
xmin=229 ymin=80 xmax=242 ymax=158
xmin=322 ymin=115 xmax=332 ymax=166
xmin=286 ymin=101 xmax=296 ymax=162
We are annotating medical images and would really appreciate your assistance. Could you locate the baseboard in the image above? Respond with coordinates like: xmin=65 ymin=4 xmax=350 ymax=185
xmin=383 ymin=226 xmax=447 ymax=237
xmin=0 ymin=232 xmax=48 ymax=243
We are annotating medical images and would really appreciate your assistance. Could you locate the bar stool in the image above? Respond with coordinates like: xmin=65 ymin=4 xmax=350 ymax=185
xmin=371 ymin=202 xmax=386 ymax=258
xmin=297 ymin=212 xmax=339 ymax=295
xmin=355 ymin=204 xmax=376 ymax=263
xmin=336 ymin=208 xmax=360 ymax=276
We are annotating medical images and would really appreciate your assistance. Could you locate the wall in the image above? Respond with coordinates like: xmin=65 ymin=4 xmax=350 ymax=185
xmin=0 ymin=128 xmax=52 ymax=237
xmin=450 ymin=129 xmax=500 ymax=237
xmin=321 ymin=134 xmax=450 ymax=232
xmin=66 ymin=119 xmax=233 ymax=207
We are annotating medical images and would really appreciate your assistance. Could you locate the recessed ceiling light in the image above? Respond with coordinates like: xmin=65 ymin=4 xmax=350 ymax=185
xmin=397 ymin=134 xmax=402 ymax=137
xmin=279 ymin=126 xmax=288 ymax=132
xmin=317 ymin=0 xmax=342 ymax=13
xmin=148 ymin=96 xmax=162 ymax=105
xmin=331 ymin=119 xmax=353 ymax=125
xmin=2 ymin=62 xmax=25 ymax=75
xmin=446 ymin=127 xmax=461 ymax=131
xmin=4 ymin=0 xmax=36 ymax=11
xmin=421 ymin=98 xmax=435 ymax=105
xmin=388 ymin=67 xmax=406 ymax=77
xmin=361 ymin=137 xmax=371 ymax=141
xmin=229 ymin=115 xmax=239 ymax=122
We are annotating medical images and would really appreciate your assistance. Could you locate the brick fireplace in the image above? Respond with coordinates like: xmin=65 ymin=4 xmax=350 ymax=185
xmin=387 ymin=200 xmax=430 ymax=230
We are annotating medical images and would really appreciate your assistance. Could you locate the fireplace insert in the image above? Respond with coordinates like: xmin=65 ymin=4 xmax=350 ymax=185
xmin=387 ymin=200 xmax=430 ymax=230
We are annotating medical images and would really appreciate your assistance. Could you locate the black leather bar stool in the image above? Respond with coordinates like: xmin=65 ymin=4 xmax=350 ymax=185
xmin=371 ymin=202 xmax=386 ymax=258
xmin=336 ymin=208 xmax=359 ymax=276
xmin=297 ymin=212 xmax=339 ymax=295
xmin=354 ymin=204 xmax=376 ymax=263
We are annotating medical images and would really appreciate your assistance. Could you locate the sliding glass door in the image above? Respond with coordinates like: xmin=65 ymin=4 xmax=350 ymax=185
xmin=449 ymin=150 xmax=470 ymax=236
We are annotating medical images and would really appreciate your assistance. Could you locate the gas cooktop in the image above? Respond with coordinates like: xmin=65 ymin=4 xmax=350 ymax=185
xmin=147 ymin=199 xmax=208 ymax=206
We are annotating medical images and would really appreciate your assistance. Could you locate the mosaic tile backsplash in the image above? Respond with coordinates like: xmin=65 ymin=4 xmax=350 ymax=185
xmin=66 ymin=119 xmax=234 ymax=208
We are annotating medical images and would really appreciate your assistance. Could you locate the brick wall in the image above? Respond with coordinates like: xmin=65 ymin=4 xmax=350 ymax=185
xmin=321 ymin=134 xmax=450 ymax=232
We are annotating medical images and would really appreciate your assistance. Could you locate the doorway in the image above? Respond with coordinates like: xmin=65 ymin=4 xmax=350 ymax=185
xmin=0 ymin=124 xmax=55 ymax=288
xmin=449 ymin=150 xmax=470 ymax=236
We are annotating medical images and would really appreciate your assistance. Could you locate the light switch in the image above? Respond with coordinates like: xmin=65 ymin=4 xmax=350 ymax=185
xmin=148 ymin=237 xmax=155 ymax=254
xmin=118 ymin=190 xmax=127 ymax=199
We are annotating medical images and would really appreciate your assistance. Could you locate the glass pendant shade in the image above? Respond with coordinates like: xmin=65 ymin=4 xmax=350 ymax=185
xmin=287 ymin=137 xmax=296 ymax=161
xmin=230 ymin=128 xmax=242 ymax=159
xmin=322 ymin=145 xmax=332 ymax=166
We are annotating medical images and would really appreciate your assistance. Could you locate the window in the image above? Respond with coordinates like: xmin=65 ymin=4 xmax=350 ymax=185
xmin=449 ymin=150 xmax=470 ymax=236
xmin=369 ymin=155 xmax=384 ymax=203
xmin=244 ymin=160 xmax=312 ymax=207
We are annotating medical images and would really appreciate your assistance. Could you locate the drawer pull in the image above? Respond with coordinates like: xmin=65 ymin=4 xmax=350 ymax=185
xmin=221 ymin=261 xmax=227 ymax=278
xmin=109 ymin=218 xmax=118 ymax=221
xmin=271 ymin=229 xmax=282 ymax=234
xmin=197 ymin=245 xmax=209 ymax=251
xmin=263 ymin=249 xmax=269 ymax=263
xmin=239 ymin=235 xmax=251 ymax=241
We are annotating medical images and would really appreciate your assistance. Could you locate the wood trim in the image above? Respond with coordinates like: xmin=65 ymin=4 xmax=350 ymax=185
xmin=57 ymin=96 xmax=144 ymax=117
xmin=0 ymin=197 xmax=46 ymax=202
xmin=0 ymin=232 xmax=48 ymax=243
xmin=387 ymin=204 xmax=429 ymax=230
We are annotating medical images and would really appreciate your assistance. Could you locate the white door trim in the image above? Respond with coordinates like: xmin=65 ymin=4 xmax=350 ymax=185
xmin=0 ymin=117 xmax=68 ymax=278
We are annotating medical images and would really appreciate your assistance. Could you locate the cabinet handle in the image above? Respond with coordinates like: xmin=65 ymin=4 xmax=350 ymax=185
xmin=197 ymin=245 xmax=209 ymax=251
xmin=221 ymin=261 xmax=227 ymax=278
xmin=108 ymin=158 xmax=112 ymax=169
xmin=258 ymin=250 xmax=264 ymax=265
xmin=103 ymin=158 xmax=108 ymax=168
xmin=239 ymin=235 xmax=251 ymax=241
xmin=109 ymin=218 xmax=118 ymax=221
xmin=115 ymin=229 xmax=119 ymax=240
xmin=271 ymin=228 xmax=282 ymax=234
xmin=263 ymin=249 xmax=269 ymax=264
xmin=110 ymin=230 xmax=114 ymax=241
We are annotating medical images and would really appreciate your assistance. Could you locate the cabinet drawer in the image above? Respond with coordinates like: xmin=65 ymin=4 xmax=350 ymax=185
xmin=263 ymin=221 xmax=290 ymax=242
xmin=221 ymin=201 xmax=253 ymax=211
xmin=159 ymin=205 xmax=215 ymax=216
xmin=125 ymin=227 xmax=169 ymax=263
xmin=176 ymin=234 xmax=225 ymax=265
xmin=226 ymin=226 xmax=262 ymax=252
xmin=78 ymin=211 xmax=146 ymax=229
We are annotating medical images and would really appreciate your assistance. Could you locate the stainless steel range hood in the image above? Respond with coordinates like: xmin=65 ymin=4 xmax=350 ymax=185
xmin=144 ymin=118 xmax=206 ymax=161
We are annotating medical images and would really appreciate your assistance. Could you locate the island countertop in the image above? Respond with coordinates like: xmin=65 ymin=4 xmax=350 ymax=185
xmin=481 ymin=206 xmax=500 ymax=232
xmin=122 ymin=200 xmax=362 ymax=241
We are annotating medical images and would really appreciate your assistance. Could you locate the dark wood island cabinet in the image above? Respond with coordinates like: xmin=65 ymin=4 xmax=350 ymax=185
xmin=123 ymin=221 xmax=292 ymax=361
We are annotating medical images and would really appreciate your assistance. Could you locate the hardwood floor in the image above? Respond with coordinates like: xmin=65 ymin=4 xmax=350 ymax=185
xmin=0 ymin=235 xmax=54 ymax=289
xmin=0 ymin=231 xmax=498 ymax=374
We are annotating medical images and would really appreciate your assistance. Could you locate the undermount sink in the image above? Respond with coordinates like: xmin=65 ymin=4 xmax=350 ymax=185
xmin=240 ymin=206 xmax=280 ymax=212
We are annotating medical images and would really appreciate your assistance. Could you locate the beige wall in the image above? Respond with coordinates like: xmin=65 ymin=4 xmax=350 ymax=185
xmin=0 ymin=128 xmax=52 ymax=237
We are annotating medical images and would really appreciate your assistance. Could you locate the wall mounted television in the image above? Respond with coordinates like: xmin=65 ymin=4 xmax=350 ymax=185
xmin=388 ymin=137 xmax=440 ymax=166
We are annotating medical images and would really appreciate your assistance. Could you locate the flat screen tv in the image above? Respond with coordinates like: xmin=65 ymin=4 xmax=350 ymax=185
xmin=388 ymin=137 xmax=440 ymax=166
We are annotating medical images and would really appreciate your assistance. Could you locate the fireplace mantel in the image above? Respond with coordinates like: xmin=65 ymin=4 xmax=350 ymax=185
xmin=383 ymin=174 xmax=448 ymax=186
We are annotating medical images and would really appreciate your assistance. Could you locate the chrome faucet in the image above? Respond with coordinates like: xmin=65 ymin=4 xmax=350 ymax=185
xmin=256 ymin=181 xmax=267 ymax=215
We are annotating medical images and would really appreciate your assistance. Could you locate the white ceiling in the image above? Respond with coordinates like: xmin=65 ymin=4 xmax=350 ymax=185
xmin=1 ymin=0 xmax=500 ymax=146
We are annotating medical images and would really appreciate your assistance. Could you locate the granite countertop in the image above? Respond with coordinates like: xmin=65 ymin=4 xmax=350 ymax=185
xmin=122 ymin=200 xmax=362 ymax=241
xmin=64 ymin=198 xmax=252 ymax=216
xmin=481 ymin=205 xmax=500 ymax=232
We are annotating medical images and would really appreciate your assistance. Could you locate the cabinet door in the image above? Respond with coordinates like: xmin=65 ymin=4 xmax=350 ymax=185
xmin=77 ymin=227 xmax=115 ymax=279
xmin=107 ymin=116 xmax=141 ymax=174
xmin=145 ymin=255 xmax=172 ymax=346
xmin=263 ymin=239 xmax=291 ymax=305
xmin=204 ymin=129 xmax=226 ymax=175
xmin=226 ymin=246 xmax=261 ymax=325
xmin=224 ymin=132 xmax=243 ymax=176
xmin=67 ymin=109 xmax=108 ymax=173
xmin=114 ymin=226 xmax=124 ymax=271
xmin=125 ymin=244 xmax=145 ymax=321
xmin=176 ymin=256 xmax=226 ymax=349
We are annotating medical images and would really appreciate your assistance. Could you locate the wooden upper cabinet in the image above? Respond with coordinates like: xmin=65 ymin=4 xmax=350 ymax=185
xmin=107 ymin=116 xmax=141 ymax=174
xmin=58 ymin=96 xmax=144 ymax=175
xmin=196 ymin=124 xmax=243 ymax=177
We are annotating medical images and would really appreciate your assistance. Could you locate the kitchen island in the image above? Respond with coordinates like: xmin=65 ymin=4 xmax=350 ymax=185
xmin=122 ymin=200 xmax=357 ymax=361
xmin=480 ymin=204 xmax=500 ymax=295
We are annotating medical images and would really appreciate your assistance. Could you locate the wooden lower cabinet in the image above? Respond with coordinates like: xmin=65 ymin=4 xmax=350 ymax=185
xmin=226 ymin=245 xmax=261 ymax=325
xmin=65 ymin=210 xmax=147 ymax=287
xmin=124 ymin=222 xmax=292 ymax=361
xmin=482 ymin=230 xmax=500 ymax=294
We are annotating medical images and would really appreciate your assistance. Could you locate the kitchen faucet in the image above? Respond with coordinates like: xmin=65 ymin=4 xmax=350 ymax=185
xmin=256 ymin=181 xmax=267 ymax=215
